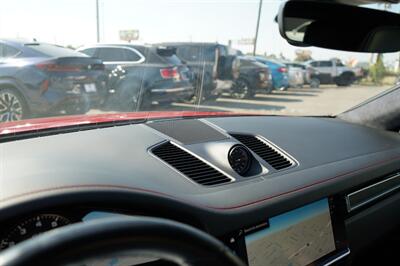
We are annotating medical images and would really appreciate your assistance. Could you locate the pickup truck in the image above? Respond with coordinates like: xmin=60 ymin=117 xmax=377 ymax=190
xmin=307 ymin=59 xmax=364 ymax=86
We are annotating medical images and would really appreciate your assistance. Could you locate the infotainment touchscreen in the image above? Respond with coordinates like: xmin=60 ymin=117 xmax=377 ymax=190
xmin=245 ymin=198 xmax=336 ymax=266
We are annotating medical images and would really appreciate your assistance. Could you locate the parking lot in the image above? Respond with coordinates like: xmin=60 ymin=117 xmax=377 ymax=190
xmin=155 ymin=85 xmax=389 ymax=116
xmin=88 ymin=84 xmax=390 ymax=117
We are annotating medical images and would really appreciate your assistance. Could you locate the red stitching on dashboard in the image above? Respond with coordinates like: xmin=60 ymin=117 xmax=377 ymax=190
xmin=1 ymin=155 xmax=399 ymax=210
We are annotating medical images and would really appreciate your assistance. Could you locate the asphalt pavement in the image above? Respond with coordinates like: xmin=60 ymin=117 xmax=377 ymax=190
xmin=158 ymin=85 xmax=390 ymax=116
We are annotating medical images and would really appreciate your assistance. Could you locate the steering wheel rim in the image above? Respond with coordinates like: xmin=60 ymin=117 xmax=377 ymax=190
xmin=0 ymin=216 xmax=246 ymax=266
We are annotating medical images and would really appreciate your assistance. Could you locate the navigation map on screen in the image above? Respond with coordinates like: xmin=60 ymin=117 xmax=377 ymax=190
xmin=245 ymin=199 xmax=336 ymax=266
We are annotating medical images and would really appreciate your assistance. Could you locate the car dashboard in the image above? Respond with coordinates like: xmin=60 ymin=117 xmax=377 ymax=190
xmin=0 ymin=115 xmax=399 ymax=265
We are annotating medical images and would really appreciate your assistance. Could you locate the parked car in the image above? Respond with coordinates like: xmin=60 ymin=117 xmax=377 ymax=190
xmin=306 ymin=59 xmax=363 ymax=86
xmin=254 ymin=57 xmax=290 ymax=90
xmin=285 ymin=62 xmax=320 ymax=88
xmin=281 ymin=61 xmax=305 ymax=88
xmin=78 ymin=44 xmax=194 ymax=111
xmin=232 ymin=56 xmax=273 ymax=98
xmin=0 ymin=39 xmax=107 ymax=122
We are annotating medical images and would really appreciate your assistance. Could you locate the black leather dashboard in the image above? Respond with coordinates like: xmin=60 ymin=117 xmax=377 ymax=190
xmin=0 ymin=115 xmax=399 ymax=246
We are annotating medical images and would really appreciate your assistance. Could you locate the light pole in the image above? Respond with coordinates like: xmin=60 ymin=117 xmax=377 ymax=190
xmin=253 ymin=0 xmax=263 ymax=56
xmin=96 ymin=0 xmax=100 ymax=42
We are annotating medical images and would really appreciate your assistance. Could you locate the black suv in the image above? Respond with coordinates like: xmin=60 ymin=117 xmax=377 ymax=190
xmin=78 ymin=44 xmax=194 ymax=111
xmin=161 ymin=43 xmax=272 ymax=100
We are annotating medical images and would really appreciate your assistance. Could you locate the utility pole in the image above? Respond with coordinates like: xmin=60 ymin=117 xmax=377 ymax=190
xmin=253 ymin=0 xmax=263 ymax=56
xmin=96 ymin=0 xmax=100 ymax=43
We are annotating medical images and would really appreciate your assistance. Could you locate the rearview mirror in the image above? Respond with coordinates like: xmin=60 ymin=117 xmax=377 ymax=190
xmin=278 ymin=1 xmax=400 ymax=53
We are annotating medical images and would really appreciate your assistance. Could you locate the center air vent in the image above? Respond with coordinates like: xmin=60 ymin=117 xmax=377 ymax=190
xmin=230 ymin=134 xmax=294 ymax=170
xmin=152 ymin=142 xmax=232 ymax=186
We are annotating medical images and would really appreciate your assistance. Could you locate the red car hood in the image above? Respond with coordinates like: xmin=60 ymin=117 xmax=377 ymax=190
xmin=0 ymin=111 xmax=253 ymax=136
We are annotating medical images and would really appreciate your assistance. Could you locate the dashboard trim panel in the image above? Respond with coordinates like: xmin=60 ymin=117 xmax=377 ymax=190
xmin=346 ymin=172 xmax=400 ymax=212
xmin=322 ymin=248 xmax=351 ymax=266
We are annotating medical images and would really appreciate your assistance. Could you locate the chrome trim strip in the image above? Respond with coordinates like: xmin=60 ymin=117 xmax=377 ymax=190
xmin=346 ymin=172 xmax=400 ymax=212
xmin=323 ymin=248 xmax=351 ymax=266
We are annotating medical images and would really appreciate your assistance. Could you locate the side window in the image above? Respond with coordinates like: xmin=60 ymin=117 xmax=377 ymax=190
xmin=80 ymin=48 xmax=97 ymax=57
xmin=218 ymin=46 xmax=228 ymax=57
xmin=96 ymin=48 xmax=126 ymax=62
xmin=310 ymin=61 xmax=319 ymax=67
xmin=335 ymin=60 xmax=345 ymax=67
xmin=319 ymin=61 xmax=333 ymax=67
xmin=177 ymin=47 xmax=200 ymax=62
xmin=205 ymin=47 xmax=217 ymax=62
xmin=122 ymin=49 xmax=142 ymax=62
xmin=0 ymin=44 xmax=20 ymax=58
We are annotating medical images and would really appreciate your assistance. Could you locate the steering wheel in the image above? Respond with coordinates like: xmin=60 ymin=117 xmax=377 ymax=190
xmin=0 ymin=216 xmax=246 ymax=266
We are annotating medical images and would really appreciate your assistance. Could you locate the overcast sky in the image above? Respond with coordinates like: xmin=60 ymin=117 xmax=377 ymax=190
xmin=0 ymin=0 xmax=399 ymax=64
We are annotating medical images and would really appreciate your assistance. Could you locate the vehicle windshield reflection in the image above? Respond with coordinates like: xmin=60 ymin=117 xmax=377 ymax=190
xmin=0 ymin=0 xmax=398 ymax=124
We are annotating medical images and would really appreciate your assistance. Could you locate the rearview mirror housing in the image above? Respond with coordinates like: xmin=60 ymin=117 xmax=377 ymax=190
xmin=277 ymin=1 xmax=400 ymax=53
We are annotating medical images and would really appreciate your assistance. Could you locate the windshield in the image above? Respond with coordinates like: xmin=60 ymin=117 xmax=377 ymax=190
xmin=0 ymin=0 xmax=399 ymax=124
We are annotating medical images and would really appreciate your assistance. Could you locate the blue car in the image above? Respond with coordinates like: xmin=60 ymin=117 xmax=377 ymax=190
xmin=0 ymin=39 xmax=107 ymax=122
xmin=254 ymin=57 xmax=289 ymax=90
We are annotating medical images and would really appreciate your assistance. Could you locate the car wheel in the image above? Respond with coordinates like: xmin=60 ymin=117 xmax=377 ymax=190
xmin=203 ymin=90 xmax=220 ymax=101
xmin=335 ymin=73 xmax=354 ymax=87
xmin=264 ymin=85 xmax=273 ymax=94
xmin=232 ymin=79 xmax=251 ymax=99
xmin=0 ymin=88 xmax=29 ymax=122
xmin=309 ymin=78 xmax=320 ymax=88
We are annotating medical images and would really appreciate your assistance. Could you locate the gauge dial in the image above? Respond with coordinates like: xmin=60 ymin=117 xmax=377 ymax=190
xmin=0 ymin=214 xmax=70 ymax=250
xmin=228 ymin=145 xmax=252 ymax=175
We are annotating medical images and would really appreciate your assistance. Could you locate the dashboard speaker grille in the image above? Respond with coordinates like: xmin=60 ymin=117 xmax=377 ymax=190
xmin=230 ymin=134 xmax=293 ymax=170
xmin=152 ymin=142 xmax=232 ymax=186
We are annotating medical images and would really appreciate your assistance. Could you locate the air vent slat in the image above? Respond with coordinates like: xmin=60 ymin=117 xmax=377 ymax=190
xmin=184 ymin=168 xmax=219 ymax=176
xmin=190 ymin=172 xmax=226 ymax=180
xmin=231 ymin=134 xmax=294 ymax=171
xmin=165 ymin=158 xmax=203 ymax=165
xmin=201 ymin=178 xmax=232 ymax=186
xmin=264 ymin=157 xmax=288 ymax=163
xmin=272 ymin=162 xmax=291 ymax=168
xmin=192 ymin=175 xmax=229 ymax=182
xmin=152 ymin=142 xmax=232 ymax=186
xmin=173 ymin=162 xmax=207 ymax=169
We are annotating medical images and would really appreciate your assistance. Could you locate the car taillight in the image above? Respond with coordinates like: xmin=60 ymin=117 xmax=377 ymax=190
xmin=160 ymin=67 xmax=180 ymax=80
xmin=36 ymin=62 xmax=82 ymax=72
xmin=278 ymin=67 xmax=287 ymax=73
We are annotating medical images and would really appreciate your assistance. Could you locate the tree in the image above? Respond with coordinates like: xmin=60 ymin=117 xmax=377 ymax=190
xmin=370 ymin=54 xmax=386 ymax=84
xmin=294 ymin=49 xmax=312 ymax=62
